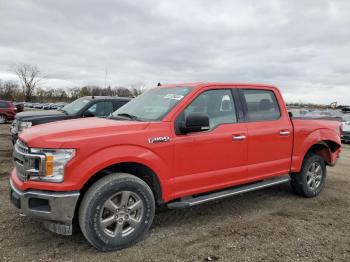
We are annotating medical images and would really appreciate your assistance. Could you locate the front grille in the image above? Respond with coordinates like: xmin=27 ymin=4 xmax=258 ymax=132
xmin=17 ymin=139 xmax=29 ymax=154
xmin=13 ymin=140 xmax=45 ymax=181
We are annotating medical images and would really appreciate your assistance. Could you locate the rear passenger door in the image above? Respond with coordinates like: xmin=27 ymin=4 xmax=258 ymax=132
xmin=240 ymin=88 xmax=293 ymax=179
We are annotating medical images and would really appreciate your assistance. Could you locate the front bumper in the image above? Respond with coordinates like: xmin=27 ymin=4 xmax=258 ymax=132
xmin=9 ymin=178 xmax=80 ymax=234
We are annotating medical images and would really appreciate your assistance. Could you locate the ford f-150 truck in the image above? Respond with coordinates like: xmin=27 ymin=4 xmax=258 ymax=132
xmin=9 ymin=83 xmax=341 ymax=251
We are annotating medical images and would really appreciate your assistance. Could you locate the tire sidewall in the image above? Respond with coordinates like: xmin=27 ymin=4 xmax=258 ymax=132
xmin=301 ymin=154 xmax=326 ymax=197
xmin=83 ymin=177 xmax=155 ymax=251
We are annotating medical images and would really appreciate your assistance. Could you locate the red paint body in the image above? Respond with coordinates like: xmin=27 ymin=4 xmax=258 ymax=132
xmin=11 ymin=83 xmax=341 ymax=203
xmin=0 ymin=100 xmax=17 ymax=121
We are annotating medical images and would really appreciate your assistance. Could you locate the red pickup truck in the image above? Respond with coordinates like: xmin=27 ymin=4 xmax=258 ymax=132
xmin=10 ymin=83 xmax=341 ymax=251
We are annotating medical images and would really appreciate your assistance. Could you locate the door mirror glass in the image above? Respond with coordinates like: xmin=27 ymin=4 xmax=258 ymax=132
xmin=180 ymin=112 xmax=210 ymax=134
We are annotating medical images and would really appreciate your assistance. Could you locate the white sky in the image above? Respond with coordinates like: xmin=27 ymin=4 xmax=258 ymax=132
xmin=0 ymin=0 xmax=349 ymax=105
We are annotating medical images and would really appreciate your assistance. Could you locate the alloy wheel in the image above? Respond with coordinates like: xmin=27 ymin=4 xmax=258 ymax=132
xmin=99 ymin=191 xmax=144 ymax=238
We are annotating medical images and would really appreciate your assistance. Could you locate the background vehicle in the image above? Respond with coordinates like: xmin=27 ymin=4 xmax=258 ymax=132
xmin=13 ymin=102 xmax=24 ymax=113
xmin=9 ymin=83 xmax=341 ymax=251
xmin=0 ymin=100 xmax=17 ymax=124
xmin=10 ymin=96 xmax=130 ymax=144
xmin=341 ymin=114 xmax=350 ymax=143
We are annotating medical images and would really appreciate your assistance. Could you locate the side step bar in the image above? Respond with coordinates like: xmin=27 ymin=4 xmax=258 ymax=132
xmin=167 ymin=175 xmax=291 ymax=209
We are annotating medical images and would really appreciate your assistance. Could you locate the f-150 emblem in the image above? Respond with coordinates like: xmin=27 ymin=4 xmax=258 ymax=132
xmin=148 ymin=136 xmax=170 ymax=144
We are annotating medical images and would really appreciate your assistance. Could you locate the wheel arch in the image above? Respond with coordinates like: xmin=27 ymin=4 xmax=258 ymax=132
xmin=303 ymin=139 xmax=340 ymax=166
xmin=73 ymin=161 xmax=165 ymax=227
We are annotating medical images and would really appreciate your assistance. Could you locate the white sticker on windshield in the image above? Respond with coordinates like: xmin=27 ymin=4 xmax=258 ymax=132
xmin=164 ymin=94 xmax=184 ymax=100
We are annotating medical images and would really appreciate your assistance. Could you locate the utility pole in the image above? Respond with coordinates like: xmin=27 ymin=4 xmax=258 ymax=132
xmin=104 ymin=67 xmax=108 ymax=89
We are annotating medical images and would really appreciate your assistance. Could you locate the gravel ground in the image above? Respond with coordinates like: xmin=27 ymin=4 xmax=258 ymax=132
xmin=0 ymin=122 xmax=349 ymax=262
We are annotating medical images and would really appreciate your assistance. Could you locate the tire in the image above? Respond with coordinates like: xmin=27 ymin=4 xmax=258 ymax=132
xmin=79 ymin=173 xmax=155 ymax=251
xmin=290 ymin=153 xmax=326 ymax=198
xmin=0 ymin=115 xmax=6 ymax=124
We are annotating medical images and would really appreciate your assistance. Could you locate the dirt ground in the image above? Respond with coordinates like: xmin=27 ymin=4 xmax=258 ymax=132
xmin=0 ymin=123 xmax=349 ymax=262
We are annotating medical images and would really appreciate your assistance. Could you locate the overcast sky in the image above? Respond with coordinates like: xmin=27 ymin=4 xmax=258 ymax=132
xmin=0 ymin=0 xmax=349 ymax=104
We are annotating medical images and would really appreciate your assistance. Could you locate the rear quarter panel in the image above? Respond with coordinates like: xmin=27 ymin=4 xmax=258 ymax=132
xmin=291 ymin=118 xmax=341 ymax=172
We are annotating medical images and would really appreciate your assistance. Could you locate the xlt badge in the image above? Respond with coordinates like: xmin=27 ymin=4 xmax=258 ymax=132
xmin=148 ymin=136 xmax=170 ymax=144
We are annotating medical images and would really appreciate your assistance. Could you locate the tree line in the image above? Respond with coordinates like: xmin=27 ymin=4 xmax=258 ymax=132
xmin=0 ymin=63 xmax=144 ymax=102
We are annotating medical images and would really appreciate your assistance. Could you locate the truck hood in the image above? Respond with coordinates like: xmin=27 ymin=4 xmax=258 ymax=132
xmin=15 ymin=110 xmax=69 ymax=124
xmin=19 ymin=117 xmax=150 ymax=148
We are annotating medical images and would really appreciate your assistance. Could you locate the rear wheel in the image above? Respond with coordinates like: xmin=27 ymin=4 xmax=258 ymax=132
xmin=79 ymin=173 xmax=155 ymax=251
xmin=0 ymin=115 xmax=6 ymax=124
xmin=291 ymin=153 xmax=326 ymax=197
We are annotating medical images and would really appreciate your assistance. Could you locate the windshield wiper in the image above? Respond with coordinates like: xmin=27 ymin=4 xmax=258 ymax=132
xmin=58 ymin=108 xmax=68 ymax=114
xmin=109 ymin=113 xmax=141 ymax=121
xmin=115 ymin=113 xmax=141 ymax=121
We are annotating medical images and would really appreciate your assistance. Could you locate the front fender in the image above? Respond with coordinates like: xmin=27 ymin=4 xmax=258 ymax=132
xmin=291 ymin=128 xmax=341 ymax=172
xmin=66 ymin=145 xmax=172 ymax=201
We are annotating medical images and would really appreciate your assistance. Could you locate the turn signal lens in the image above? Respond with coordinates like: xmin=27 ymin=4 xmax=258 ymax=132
xmin=46 ymin=155 xmax=54 ymax=177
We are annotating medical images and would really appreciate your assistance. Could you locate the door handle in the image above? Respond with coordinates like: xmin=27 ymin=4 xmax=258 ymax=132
xmin=233 ymin=135 xmax=246 ymax=141
xmin=279 ymin=130 xmax=291 ymax=136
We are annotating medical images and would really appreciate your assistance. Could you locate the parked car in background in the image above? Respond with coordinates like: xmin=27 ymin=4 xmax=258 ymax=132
xmin=341 ymin=106 xmax=350 ymax=113
xmin=0 ymin=100 xmax=17 ymax=123
xmin=13 ymin=102 xmax=24 ymax=113
xmin=341 ymin=114 xmax=350 ymax=143
xmin=9 ymin=83 xmax=341 ymax=251
xmin=10 ymin=96 xmax=131 ymax=144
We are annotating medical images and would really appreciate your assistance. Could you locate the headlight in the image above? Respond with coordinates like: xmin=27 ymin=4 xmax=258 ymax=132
xmin=30 ymin=148 xmax=76 ymax=182
xmin=19 ymin=121 xmax=32 ymax=131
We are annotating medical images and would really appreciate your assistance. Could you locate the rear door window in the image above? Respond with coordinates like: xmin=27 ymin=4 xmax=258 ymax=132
xmin=103 ymin=101 xmax=114 ymax=116
xmin=87 ymin=102 xmax=114 ymax=117
xmin=241 ymin=89 xmax=281 ymax=121
xmin=114 ymin=100 xmax=128 ymax=110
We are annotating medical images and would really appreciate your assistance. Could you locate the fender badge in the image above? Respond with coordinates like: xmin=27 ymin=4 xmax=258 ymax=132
xmin=148 ymin=136 xmax=170 ymax=144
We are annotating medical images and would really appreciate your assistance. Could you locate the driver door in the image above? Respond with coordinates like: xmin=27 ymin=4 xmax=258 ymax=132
xmin=172 ymin=89 xmax=248 ymax=198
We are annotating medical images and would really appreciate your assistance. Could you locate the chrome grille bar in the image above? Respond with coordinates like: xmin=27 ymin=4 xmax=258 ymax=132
xmin=13 ymin=140 xmax=46 ymax=181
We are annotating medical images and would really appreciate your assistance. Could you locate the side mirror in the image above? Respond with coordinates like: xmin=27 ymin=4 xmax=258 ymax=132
xmin=180 ymin=112 xmax=210 ymax=134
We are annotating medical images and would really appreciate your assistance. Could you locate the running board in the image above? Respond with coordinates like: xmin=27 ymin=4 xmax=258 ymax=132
xmin=167 ymin=175 xmax=291 ymax=209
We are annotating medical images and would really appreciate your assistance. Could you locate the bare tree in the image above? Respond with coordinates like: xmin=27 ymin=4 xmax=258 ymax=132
xmin=13 ymin=63 xmax=41 ymax=101
xmin=130 ymin=82 xmax=145 ymax=97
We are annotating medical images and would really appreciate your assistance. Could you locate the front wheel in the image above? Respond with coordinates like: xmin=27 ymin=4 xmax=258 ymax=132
xmin=291 ymin=153 xmax=326 ymax=197
xmin=79 ymin=173 xmax=155 ymax=251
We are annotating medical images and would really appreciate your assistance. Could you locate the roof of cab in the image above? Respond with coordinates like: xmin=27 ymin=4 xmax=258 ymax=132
xmin=159 ymin=82 xmax=278 ymax=90
xmin=81 ymin=96 xmax=131 ymax=101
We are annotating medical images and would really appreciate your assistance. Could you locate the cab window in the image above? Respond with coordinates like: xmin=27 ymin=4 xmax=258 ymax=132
xmin=87 ymin=101 xmax=114 ymax=117
xmin=177 ymin=89 xmax=237 ymax=130
xmin=241 ymin=89 xmax=281 ymax=121
xmin=0 ymin=101 xmax=9 ymax=108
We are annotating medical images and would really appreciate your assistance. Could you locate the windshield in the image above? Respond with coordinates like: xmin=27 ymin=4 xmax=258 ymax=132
xmin=61 ymin=97 xmax=90 ymax=115
xmin=112 ymin=87 xmax=192 ymax=121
